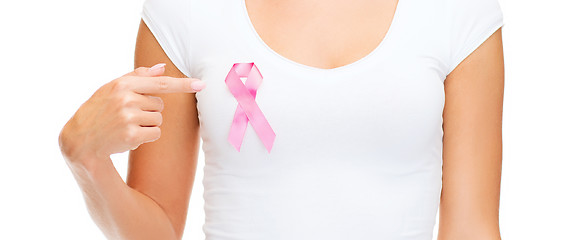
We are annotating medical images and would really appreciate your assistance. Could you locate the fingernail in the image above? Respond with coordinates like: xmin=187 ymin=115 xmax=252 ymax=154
xmin=149 ymin=63 xmax=166 ymax=72
xmin=191 ymin=81 xmax=206 ymax=91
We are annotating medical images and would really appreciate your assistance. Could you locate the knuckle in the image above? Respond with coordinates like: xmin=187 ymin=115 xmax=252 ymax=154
xmin=145 ymin=127 xmax=162 ymax=143
xmin=156 ymin=97 xmax=164 ymax=111
xmin=153 ymin=127 xmax=161 ymax=139
xmin=155 ymin=112 xmax=163 ymax=126
xmin=119 ymin=94 xmax=135 ymax=107
xmin=183 ymin=79 xmax=191 ymax=91
xmin=123 ymin=127 xmax=139 ymax=144
xmin=158 ymin=78 xmax=169 ymax=91
xmin=111 ymin=78 xmax=130 ymax=92
xmin=148 ymin=95 xmax=164 ymax=111
xmin=121 ymin=109 xmax=135 ymax=124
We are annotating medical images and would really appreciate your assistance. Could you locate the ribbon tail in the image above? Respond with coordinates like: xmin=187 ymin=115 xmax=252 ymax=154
xmin=254 ymin=120 xmax=276 ymax=153
xmin=228 ymin=103 xmax=249 ymax=152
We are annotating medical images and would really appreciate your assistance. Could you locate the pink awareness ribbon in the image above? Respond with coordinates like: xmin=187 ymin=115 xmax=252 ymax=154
xmin=225 ymin=62 xmax=276 ymax=153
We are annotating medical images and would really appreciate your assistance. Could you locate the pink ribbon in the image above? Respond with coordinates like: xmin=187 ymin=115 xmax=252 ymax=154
xmin=225 ymin=62 xmax=276 ymax=153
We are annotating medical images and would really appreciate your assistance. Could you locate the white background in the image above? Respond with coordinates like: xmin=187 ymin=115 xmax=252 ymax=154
xmin=1 ymin=0 xmax=581 ymax=239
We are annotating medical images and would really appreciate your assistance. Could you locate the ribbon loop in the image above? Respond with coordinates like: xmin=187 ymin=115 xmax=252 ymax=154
xmin=225 ymin=62 xmax=276 ymax=153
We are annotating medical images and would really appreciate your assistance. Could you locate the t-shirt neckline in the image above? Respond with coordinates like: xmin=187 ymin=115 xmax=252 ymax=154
xmin=239 ymin=0 xmax=403 ymax=74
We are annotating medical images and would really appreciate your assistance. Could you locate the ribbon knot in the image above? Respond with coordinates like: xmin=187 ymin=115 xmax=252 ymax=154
xmin=225 ymin=62 xmax=276 ymax=153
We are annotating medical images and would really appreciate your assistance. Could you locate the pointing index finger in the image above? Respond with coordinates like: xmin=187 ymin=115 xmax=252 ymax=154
xmin=125 ymin=76 xmax=206 ymax=94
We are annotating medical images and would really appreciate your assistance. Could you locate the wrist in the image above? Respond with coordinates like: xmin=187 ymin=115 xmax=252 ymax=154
xmin=59 ymin=122 xmax=106 ymax=172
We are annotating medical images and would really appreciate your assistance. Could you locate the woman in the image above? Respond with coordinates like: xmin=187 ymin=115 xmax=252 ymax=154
xmin=58 ymin=0 xmax=505 ymax=239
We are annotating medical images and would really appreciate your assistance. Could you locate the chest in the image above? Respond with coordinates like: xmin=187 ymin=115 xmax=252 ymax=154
xmin=189 ymin=0 xmax=450 ymax=156
xmin=243 ymin=0 xmax=400 ymax=70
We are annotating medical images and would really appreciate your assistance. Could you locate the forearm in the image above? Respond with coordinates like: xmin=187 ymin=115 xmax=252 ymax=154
xmin=65 ymin=155 xmax=177 ymax=240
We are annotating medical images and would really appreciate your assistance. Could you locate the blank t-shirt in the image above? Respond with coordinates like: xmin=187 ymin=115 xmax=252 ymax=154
xmin=140 ymin=0 xmax=505 ymax=239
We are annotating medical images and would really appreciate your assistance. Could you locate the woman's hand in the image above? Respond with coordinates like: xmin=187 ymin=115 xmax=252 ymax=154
xmin=58 ymin=63 xmax=206 ymax=167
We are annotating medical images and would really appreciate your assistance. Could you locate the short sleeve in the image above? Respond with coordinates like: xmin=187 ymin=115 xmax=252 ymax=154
xmin=141 ymin=0 xmax=192 ymax=77
xmin=446 ymin=0 xmax=505 ymax=75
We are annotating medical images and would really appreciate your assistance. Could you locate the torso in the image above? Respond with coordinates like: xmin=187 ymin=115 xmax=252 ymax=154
xmin=140 ymin=0 xmax=504 ymax=237
xmin=244 ymin=0 xmax=399 ymax=70
xmin=185 ymin=0 xmax=449 ymax=238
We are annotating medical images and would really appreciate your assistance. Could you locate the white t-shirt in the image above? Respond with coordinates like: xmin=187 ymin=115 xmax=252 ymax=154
xmin=140 ymin=0 xmax=504 ymax=239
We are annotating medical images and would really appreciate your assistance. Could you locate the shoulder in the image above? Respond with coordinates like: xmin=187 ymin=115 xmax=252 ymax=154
xmin=444 ymin=0 xmax=505 ymax=75
xmin=140 ymin=0 xmax=195 ymax=78
xmin=141 ymin=0 xmax=191 ymax=23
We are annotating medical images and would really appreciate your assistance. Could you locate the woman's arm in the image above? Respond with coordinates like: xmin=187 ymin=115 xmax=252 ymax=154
xmin=438 ymin=27 xmax=504 ymax=239
xmin=59 ymin=19 xmax=201 ymax=240
xmin=126 ymin=19 xmax=202 ymax=239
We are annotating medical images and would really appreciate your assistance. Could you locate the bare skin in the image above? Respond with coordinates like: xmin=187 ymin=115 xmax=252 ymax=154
xmin=439 ymin=28 xmax=504 ymax=240
xmin=58 ymin=23 xmax=205 ymax=239
xmin=59 ymin=0 xmax=503 ymax=239
xmin=246 ymin=0 xmax=400 ymax=69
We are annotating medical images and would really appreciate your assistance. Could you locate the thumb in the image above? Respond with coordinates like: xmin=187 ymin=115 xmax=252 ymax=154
xmin=123 ymin=63 xmax=167 ymax=77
